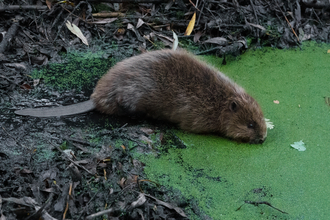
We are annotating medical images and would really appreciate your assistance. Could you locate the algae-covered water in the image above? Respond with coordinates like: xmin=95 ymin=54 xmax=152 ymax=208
xmin=142 ymin=42 xmax=330 ymax=219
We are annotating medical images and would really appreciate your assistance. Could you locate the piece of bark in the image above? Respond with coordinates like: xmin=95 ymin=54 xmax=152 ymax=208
xmin=0 ymin=22 xmax=19 ymax=54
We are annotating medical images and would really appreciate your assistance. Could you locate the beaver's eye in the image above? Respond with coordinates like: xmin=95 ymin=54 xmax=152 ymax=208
xmin=247 ymin=123 xmax=254 ymax=129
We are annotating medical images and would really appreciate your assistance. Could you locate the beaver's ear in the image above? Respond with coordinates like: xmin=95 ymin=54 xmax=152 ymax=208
xmin=229 ymin=101 xmax=238 ymax=112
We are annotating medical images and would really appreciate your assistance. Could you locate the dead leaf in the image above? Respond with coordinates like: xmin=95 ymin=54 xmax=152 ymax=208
xmin=127 ymin=23 xmax=145 ymax=43
xmin=130 ymin=193 xmax=146 ymax=208
xmin=60 ymin=1 xmax=74 ymax=7
xmin=124 ymin=175 xmax=138 ymax=187
xmin=46 ymin=0 xmax=52 ymax=9
xmin=245 ymin=18 xmax=266 ymax=31
xmin=103 ymin=158 xmax=111 ymax=162
xmin=33 ymin=79 xmax=40 ymax=87
xmin=194 ymin=31 xmax=203 ymax=42
xmin=203 ymin=37 xmax=228 ymax=45
xmin=65 ymin=21 xmax=88 ymax=46
xmin=20 ymin=169 xmax=33 ymax=174
xmin=154 ymin=33 xmax=173 ymax=42
xmin=103 ymin=169 xmax=107 ymax=180
xmin=20 ymin=83 xmax=32 ymax=90
xmin=165 ymin=0 xmax=174 ymax=10
xmin=290 ymin=140 xmax=306 ymax=151
xmin=2 ymin=197 xmax=57 ymax=220
xmin=3 ymin=62 xmax=28 ymax=70
xmin=87 ymin=18 xmax=117 ymax=24
xmin=325 ymin=97 xmax=330 ymax=106
xmin=184 ymin=12 xmax=196 ymax=36
xmin=31 ymin=55 xmax=48 ymax=65
xmin=118 ymin=177 xmax=126 ymax=188
xmin=137 ymin=18 xmax=144 ymax=29
xmin=144 ymin=193 xmax=187 ymax=217
xmin=140 ymin=127 xmax=154 ymax=134
xmin=41 ymin=188 xmax=55 ymax=193
xmin=116 ymin=28 xmax=125 ymax=36
xmin=139 ymin=135 xmax=152 ymax=144
xmin=98 ymin=162 xmax=107 ymax=168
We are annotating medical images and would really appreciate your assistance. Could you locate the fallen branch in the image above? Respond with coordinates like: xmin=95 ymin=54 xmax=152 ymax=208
xmin=0 ymin=5 xmax=47 ymax=12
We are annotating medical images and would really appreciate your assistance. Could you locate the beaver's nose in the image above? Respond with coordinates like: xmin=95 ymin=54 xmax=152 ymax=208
xmin=258 ymin=139 xmax=265 ymax=144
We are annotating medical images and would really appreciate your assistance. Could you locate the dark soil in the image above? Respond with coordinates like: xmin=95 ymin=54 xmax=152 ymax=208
xmin=1 ymin=0 xmax=330 ymax=219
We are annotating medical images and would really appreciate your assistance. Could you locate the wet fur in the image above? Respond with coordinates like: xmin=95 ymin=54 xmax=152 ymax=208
xmin=91 ymin=50 xmax=267 ymax=144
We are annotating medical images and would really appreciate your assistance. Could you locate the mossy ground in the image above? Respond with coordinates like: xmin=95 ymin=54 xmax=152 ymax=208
xmin=31 ymin=50 xmax=115 ymax=93
xmin=141 ymin=41 xmax=330 ymax=219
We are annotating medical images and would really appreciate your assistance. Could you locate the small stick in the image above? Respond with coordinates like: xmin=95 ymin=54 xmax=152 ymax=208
xmin=85 ymin=208 xmax=114 ymax=220
xmin=62 ymin=183 xmax=72 ymax=220
xmin=52 ymin=1 xmax=85 ymax=43
xmin=188 ymin=0 xmax=200 ymax=11
xmin=236 ymin=200 xmax=288 ymax=214
xmin=250 ymin=0 xmax=260 ymax=43
xmin=276 ymin=2 xmax=299 ymax=42
xmin=1 ymin=125 xmax=27 ymax=149
xmin=47 ymin=140 xmax=95 ymax=176
xmin=312 ymin=8 xmax=323 ymax=26
xmin=76 ymin=192 xmax=99 ymax=220
xmin=283 ymin=15 xmax=299 ymax=42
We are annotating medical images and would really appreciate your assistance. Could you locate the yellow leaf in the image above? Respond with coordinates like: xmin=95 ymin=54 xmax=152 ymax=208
xmin=327 ymin=49 xmax=330 ymax=53
xmin=184 ymin=12 xmax=196 ymax=36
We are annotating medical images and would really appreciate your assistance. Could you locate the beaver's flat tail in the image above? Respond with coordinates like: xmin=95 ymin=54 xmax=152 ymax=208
xmin=15 ymin=100 xmax=95 ymax=117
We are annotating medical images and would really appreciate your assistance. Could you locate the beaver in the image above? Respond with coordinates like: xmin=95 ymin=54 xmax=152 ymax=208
xmin=15 ymin=49 xmax=267 ymax=144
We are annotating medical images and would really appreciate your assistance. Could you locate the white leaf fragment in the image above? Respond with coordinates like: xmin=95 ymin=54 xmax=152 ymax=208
xmin=65 ymin=21 xmax=89 ymax=45
xmin=290 ymin=140 xmax=306 ymax=151
xmin=136 ymin=18 xmax=144 ymax=29
xmin=265 ymin=118 xmax=274 ymax=129
xmin=63 ymin=149 xmax=74 ymax=158
xmin=172 ymin=31 xmax=178 ymax=51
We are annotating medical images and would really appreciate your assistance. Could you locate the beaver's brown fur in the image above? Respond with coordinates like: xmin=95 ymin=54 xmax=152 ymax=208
xmin=91 ymin=49 xmax=267 ymax=144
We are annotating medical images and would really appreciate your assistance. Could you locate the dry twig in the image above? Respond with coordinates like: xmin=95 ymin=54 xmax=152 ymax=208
xmin=0 ymin=5 xmax=47 ymax=12
xmin=236 ymin=200 xmax=288 ymax=214
xmin=276 ymin=2 xmax=300 ymax=42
